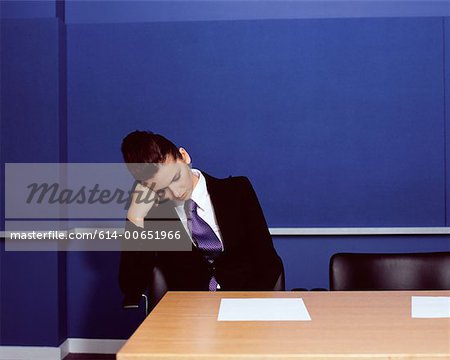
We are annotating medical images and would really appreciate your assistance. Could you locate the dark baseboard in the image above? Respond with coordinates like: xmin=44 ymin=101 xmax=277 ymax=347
xmin=64 ymin=354 xmax=116 ymax=360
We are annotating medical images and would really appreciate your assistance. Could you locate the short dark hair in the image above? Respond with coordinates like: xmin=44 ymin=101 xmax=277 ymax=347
xmin=121 ymin=130 xmax=182 ymax=181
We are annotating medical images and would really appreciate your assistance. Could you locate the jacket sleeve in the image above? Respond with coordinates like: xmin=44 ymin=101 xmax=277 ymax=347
xmin=236 ymin=177 xmax=283 ymax=290
xmin=118 ymin=218 xmax=156 ymax=308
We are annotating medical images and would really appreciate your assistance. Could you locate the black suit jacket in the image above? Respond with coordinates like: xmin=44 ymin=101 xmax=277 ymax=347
xmin=119 ymin=173 xmax=283 ymax=306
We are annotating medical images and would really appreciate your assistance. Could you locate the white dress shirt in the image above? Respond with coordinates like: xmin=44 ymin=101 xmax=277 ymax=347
xmin=174 ymin=169 xmax=223 ymax=290
xmin=174 ymin=169 xmax=224 ymax=250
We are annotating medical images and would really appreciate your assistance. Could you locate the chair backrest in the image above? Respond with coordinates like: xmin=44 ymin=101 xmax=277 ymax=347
xmin=330 ymin=252 xmax=450 ymax=291
xmin=273 ymin=264 xmax=286 ymax=291
xmin=147 ymin=263 xmax=285 ymax=315
xmin=148 ymin=266 xmax=169 ymax=310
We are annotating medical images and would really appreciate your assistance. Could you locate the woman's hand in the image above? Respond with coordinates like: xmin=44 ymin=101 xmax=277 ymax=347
xmin=127 ymin=182 xmax=159 ymax=228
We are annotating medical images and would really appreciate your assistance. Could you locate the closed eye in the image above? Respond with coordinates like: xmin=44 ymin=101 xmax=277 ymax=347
xmin=172 ymin=171 xmax=181 ymax=183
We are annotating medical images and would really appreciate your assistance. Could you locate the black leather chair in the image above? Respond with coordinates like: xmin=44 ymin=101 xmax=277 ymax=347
xmin=273 ymin=263 xmax=286 ymax=291
xmin=330 ymin=252 xmax=450 ymax=291
xmin=139 ymin=264 xmax=286 ymax=315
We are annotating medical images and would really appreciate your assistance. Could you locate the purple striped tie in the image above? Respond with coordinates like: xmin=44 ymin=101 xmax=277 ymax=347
xmin=187 ymin=200 xmax=222 ymax=291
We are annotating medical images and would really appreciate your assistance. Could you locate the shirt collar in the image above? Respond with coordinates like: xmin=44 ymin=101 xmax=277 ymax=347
xmin=191 ymin=168 xmax=208 ymax=210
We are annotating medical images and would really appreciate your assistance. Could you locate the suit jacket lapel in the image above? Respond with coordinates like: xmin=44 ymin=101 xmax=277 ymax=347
xmin=202 ymin=172 xmax=234 ymax=253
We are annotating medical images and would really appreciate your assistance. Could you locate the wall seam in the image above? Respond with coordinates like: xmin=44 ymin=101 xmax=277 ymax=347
xmin=57 ymin=0 xmax=68 ymax=346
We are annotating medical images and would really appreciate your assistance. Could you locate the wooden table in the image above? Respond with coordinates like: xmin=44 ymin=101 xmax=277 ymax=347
xmin=117 ymin=291 xmax=450 ymax=359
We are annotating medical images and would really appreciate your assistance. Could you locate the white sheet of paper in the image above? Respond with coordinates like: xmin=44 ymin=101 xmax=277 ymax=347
xmin=411 ymin=296 xmax=450 ymax=318
xmin=217 ymin=298 xmax=311 ymax=321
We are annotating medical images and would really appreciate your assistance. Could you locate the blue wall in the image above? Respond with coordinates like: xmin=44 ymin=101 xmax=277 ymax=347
xmin=0 ymin=1 xmax=57 ymax=19
xmin=0 ymin=15 xmax=67 ymax=346
xmin=446 ymin=17 xmax=450 ymax=226
xmin=67 ymin=17 xmax=446 ymax=227
xmin=1 ymin=0 xmax=450 ymax=346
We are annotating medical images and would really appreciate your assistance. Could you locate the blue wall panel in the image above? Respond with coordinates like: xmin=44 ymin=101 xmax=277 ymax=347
xmin=0 ymin=1 xmax=56 ymax=20
xmin=0 ymin=18 xmax=66 ymax=346
xmin=445 ymin=17 xmax=450 ymax=226
xmin=1 ymin=20 xmax=60 ymax=162
xmin=67 ymin=252 xmax=145 ymax=339
xmin=67 ymin=17 xmax=446 ymax=227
